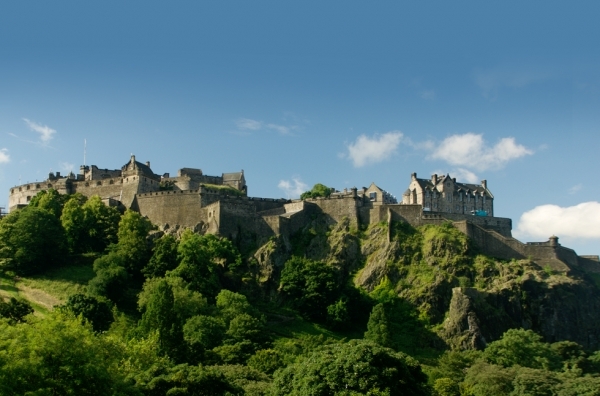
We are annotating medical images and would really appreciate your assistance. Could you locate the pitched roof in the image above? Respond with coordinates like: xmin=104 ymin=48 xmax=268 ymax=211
xmin=222 ymin=172 xmax=244 ymax=181
xmin=414 ymin=176 xmax=491 ymax=196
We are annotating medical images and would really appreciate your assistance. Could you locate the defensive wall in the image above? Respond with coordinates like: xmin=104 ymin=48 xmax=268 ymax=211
xmin=453 ymin=220 xmax=599 ymax=273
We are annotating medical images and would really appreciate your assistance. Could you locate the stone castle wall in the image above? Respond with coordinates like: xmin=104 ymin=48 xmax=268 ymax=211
xmin=135 ymin=190 xmax=205 ymax=227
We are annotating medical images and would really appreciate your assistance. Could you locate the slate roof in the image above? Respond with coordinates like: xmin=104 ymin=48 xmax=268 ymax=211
xmin=222 ymin=172 xmax=244 ymax=181
xmin=414 ymin=174 xmax=491 ymax=196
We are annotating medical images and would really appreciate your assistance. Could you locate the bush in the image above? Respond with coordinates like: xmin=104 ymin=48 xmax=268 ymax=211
xmin=62 ymin=293 xmax=114 ymax=332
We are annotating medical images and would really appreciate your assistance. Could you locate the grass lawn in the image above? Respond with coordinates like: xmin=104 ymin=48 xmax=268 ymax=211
xmin=18 ymin=262 xmax=95 ymax=302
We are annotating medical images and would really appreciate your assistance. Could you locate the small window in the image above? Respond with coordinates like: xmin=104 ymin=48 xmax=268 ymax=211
xmin=26 ymin=196 xmax=31 ymax=202
xmin=109 ymin=180 xmax=114 ymax=185
xmin=36 ymin=184 xmax=40 ymax=188
xmin=47 ymin=184 xmax=52 ymax=188
xmin=369 ymin=192 xmax=377 ymax=201
xmin=97 ymin=181 xmax=102 ymax=186
xmin=26 ymin=185 xmax=30 ymax=190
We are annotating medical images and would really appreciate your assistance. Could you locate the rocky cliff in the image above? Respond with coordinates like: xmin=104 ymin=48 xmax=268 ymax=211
xmin=253 ymin=216 xmax=600 ymax=350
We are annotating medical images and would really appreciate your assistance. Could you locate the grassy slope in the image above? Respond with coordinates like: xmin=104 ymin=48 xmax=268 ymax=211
xmin=0 ymin=259 xmax=96 ymax=315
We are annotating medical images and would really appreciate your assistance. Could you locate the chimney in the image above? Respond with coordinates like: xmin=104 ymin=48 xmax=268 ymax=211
xmin=411 ymin=172 xmax=417 ymax=180
xmin=432 ymin=174 xmax=438 ymax=184
xmin=56 ymin=171 xmax=61 ymax=178
xmin=130 ymin=154 xmax=136 ymax=164
xmin=481 ymin=180 xmax=487 ymax=189
xmin=146 ymin=161 xmax=150 ymax=167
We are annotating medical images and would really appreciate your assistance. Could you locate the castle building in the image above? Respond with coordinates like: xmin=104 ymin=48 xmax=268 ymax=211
xmin=401 ymin=172 xmax=493 ymax=216
xmin=8 ymin=155 xmax=247 ymax=212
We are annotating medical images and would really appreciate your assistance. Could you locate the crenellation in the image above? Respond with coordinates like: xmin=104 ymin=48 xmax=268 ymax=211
xmin=7 ymin=158 xmax=598 ymax=274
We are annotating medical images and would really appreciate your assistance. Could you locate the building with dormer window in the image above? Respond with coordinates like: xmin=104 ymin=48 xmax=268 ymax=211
xmin=401 ymin=172 xmax=493 ymax=216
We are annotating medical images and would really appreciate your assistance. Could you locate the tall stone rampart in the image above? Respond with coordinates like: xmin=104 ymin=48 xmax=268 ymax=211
xmin=135 ymin=190 xmax=205 ymax=227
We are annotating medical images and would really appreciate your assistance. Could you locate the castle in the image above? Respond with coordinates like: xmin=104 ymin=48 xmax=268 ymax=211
xmin=402 ymin=173 xmax=493 ymax=216
xmin=7 ymin=156 xmax=599 ymax=273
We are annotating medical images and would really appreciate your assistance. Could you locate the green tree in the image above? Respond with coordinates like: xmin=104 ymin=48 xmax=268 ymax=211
xmin=62 ymin=293 xmax=114 ymax=332
xmin=0 ymin=297 xmax=33 ymax=323
xmin=300 ymin=183 xmax=332 ymax=200
xmin=171 ymin=230 xmax=222 ymax=299
xmin=279 ymin=256 xmax=339 ymax=321
xmin=83 ymin=195 xmax=121 ymax=252
xmin=116 ymin=210 xmax=152 ymax=277
xmin=88 ymin=252 xmax=130 ymax=303
xmin=0 ymin=312 xmax=137 ymax=395
xmin=216 ymin=289 xmax=256 ymax=322
xmin=183 ymin=315 xmax=226 ymax=360
xmin=247 ymin=349 xmax=284 ymax=375
xmin=484 ymin=328 xmax=561 ymax=370
xmin=365 ymin=303 xmax=392 ymax=348
xmin=135 ymin=363 xmax=242 ymax=395
xmin=0 ymin=207 xmax=67 ymax=275
xmin=270 ymin=339 xmax=430 ymax=396
xmin=510 ymin=367 xmax=560 ymax=396
xmin=61 ymin=194 xmax=88 ymax=253
xmin=143 ymin=234 xmax=179 ymax=278
xmin=138 ymin=276 xmax=209 ymax=325
xmin=138 ymin=279 xmax=184 ymax=361
xmin=29 ymin=188 xmax=67 ymax=218
xmin=326 ymin=298 xmax=350 ymax=329
xmin=462 ymin=361 xmax=515 ymax=396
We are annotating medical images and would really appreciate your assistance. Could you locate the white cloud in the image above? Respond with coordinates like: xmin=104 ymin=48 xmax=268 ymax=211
xmin=278 ymin=178 xmax=307 ymax=199
xmin=420 ymin=89 xmax=436 ymax=100
xmin=430 ymin=168 xmax=480 ymax=184
xmin=23 ymin=118 xmax=56 ymax=144
xmin=452 ymin=168 xmax=480 ymax=184
xmin=516 ymin=202 xmax=600 ymax=240
xmin=568 ymin=184 xmax=582 ymax=195
xmin=429 ymin=133 xmax=532 ymax=171
xmin=0 ymin=149 xmax=9 ymax=164
xmin=346 ymin=131 xmax=403 ymax=168
xmin=235 ymin=118 xmax=296 ymax=135
xmin=474 ymin=66 xmax=553 ymax=99
xmin=266 ymin=123 xmax=294 ymax=135
xmin=236 ymin=118 xmax=263 ymax=130
xmin=61 ymin=162 xmax=75 ymax=173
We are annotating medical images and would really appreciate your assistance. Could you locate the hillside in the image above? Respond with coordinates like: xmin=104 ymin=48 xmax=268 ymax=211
xmin=2 ymin=190 xmax=600 ymax=394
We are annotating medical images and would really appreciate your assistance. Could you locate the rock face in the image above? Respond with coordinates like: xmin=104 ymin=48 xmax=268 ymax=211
xmin=443 ymin=270 xmax=600 ymax=350
xmin=252 ymin=218 xmax=600 ymax=350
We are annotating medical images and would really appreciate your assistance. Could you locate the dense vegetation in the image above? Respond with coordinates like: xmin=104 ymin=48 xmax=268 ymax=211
xmin=1 ymin=189 xmax=600 ymax=394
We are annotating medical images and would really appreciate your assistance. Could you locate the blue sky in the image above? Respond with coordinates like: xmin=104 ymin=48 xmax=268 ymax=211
xmin=1 ymin=1 xmax=599 ymax=254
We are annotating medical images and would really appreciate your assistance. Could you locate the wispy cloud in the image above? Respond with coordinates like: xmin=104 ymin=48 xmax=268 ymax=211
xmin=474 ymin=65 xmax=553 ymax=99
xmin=568 ymin=184 xmax=582 ymax=195
xmin=236 ymin=118 xmax=263 ymax=131
xmin=346 ymin=131 xmax=403 ymax=168
xmin=419 ymin=89 xmax=436 ymax=100
xmin=235 ymin=118 xmax=297 ymax=135
xmin=516 ymin=202 xmax=600 ymax=240
xmin=60 ymin=162 xmax=75 ymax=173
xmin=23 ymin=118 xmax=56 ymax=145
xmin=428 ymin=133 xmax=532 ymax=171
xmin=0 ymin=149 xmax=9 ymax=164
xmin=278 ymin=178 xmax=307 ymax=199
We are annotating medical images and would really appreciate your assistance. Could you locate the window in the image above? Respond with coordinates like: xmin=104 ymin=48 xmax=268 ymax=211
xmin=369 ymin=192 xmax=377 ymax=201
xmin=26 ymin=185 xmax=30 ymax=190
